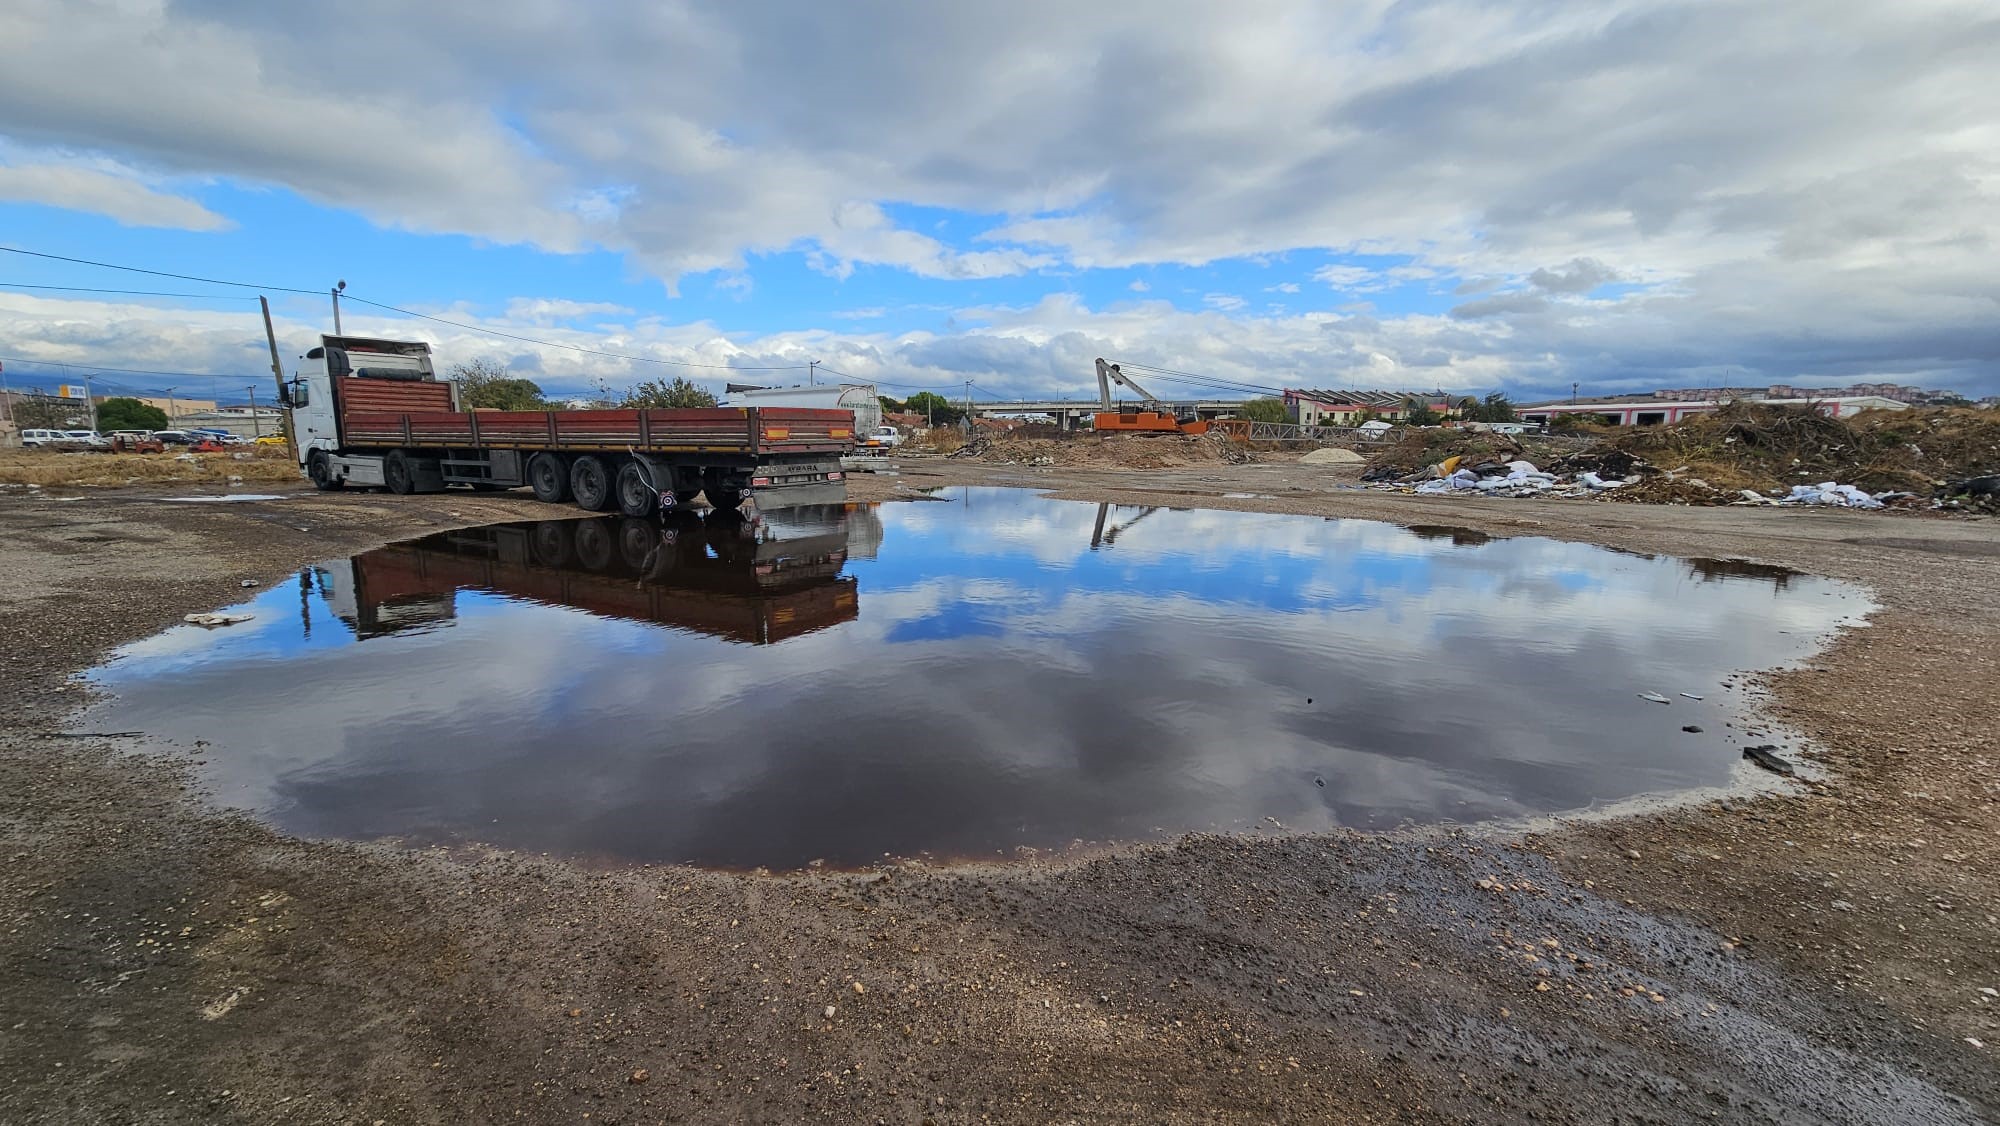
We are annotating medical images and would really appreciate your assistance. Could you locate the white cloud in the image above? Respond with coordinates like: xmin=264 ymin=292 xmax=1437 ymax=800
xmin=0 ymin=159 xmax=230 ymax=231
xmin=1268 ymin=282 xmax=1300 ymax=294
xmin=0 ymin=1 xmax=1992 ymax=393
xmin=1202 ymin=293 xmax=1247 ymax=311
xmin=1313 ymin=265 xmax=1383 ymax=290
xmin=1128 ymin=280 xmax=1150 ymax=292
xmin=502 ymin=298 xmax=636 ymax=323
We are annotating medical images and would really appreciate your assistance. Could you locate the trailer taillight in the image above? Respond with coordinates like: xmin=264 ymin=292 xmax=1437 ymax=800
xmin=751 ymin=476 xmax=771 ymax=487
xmin=826 ymin=471 xmax=844 ymax=480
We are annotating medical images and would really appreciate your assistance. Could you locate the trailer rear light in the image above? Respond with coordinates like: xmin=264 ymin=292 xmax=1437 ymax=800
xmin=826 ymin=471 xmax=844 ymax=480
xmin=751 ymin=476 xmax=771 ymax=487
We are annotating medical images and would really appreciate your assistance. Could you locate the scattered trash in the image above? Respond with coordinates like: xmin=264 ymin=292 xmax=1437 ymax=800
xmin=1681 ymin=725 xmax=1703 ymax=733
xmin=184 ymin=612 xmax=255 ymax=628
xmin=1778 ymin=482 xmax=1883 ymax=509
xmin=1637 ymin=692 xmax=1672 ymax=704
xmin=1679 ymin=693 xmax=1704 ymax=701
xmin=238 ymin=579 xmax=258 ymax=588
xmin=1741 ymin=744 xmax=1796 ymax=776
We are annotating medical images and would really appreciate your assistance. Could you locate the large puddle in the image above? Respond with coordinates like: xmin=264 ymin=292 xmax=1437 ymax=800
xmin=80 ymin=488 xmax=1868 ymax=869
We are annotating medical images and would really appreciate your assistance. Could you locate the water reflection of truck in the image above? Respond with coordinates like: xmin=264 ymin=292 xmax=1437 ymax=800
xmin=315 ymin=506 xmax=862 ymax=645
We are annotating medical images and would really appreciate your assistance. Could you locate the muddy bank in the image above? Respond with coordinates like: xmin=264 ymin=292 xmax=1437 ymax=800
xmin=1 ymin=474 xmax=1994 ymax=1123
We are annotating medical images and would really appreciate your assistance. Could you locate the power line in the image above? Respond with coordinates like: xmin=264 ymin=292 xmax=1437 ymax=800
xmin=1 ymin=243 xmax=810 ymax=374
xmin=335 ymin=293 xmax=809 ymax=372
xmin=0 ymin=282 xmax=263 ymax=301
xmin=1114 ymin=360 xmax=1286 ymax=396
xmin=0 ymin=245 xmax=324 ymax=295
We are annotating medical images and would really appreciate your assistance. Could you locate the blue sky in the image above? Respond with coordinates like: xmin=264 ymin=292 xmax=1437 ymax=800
xmin=1 ymin=1 xmax=1995 ymax=405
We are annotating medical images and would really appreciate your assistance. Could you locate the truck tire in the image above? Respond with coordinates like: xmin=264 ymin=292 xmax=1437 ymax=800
xmin=384 ymin=449 xmax=416 ymax=495
xmin=615 ymin=461 xmax=658 ymax=517
xmin=618 ymin=519 xmax=661 ymax=571
xmin=574 ymin=519 xmax=614 ymax=571
xmin=701 ymin=470 xmax=745 ymax=510
xmin=530 ymin=521 xmax=572 ymax=567
xmin=307 ymin=450 xmax=343 ymax=491
xmin=570 ymin=455 xmax=615 ymax=512
xmin=527 ymin=452 xmax=570 ymax=503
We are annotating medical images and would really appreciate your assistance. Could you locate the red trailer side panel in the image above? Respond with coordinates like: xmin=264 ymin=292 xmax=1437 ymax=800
xmin=333 ymin=377 xmax=853 ymax=455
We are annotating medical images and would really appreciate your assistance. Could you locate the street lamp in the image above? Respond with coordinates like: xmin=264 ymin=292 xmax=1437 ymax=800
xmin=332 ymin=279 xmax=346 ymax=335
xmin=163 ymin=386 xmax=176 ymax=425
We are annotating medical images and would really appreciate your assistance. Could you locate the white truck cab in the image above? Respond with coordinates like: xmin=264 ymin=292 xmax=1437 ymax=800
xmin=285 ymin=336 xmax=446 ymax=488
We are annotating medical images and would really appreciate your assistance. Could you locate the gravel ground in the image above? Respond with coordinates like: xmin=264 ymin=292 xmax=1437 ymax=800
xmin=1 ymin=463 xmax=1994 ymax=1124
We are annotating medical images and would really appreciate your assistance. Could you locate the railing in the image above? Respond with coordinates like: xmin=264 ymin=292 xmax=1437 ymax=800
xmin=1208 ymin=420 xmax=1392 ymax=443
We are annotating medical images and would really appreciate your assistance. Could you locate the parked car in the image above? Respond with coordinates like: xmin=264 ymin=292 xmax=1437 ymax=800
xmin=152 ymin=430 xmax=199 ymax=446
xmin=861 ymin=425 xmax=904 ymax=451
xmin=20 ymin=428 xmax=64 ymax=447
xmin=61 ymin=430 xmax=110 ymax=448
xmin=253 ymin=434 xmax=289 ymax=446
xmin=108 ymin=430 xmax=165 ymax=453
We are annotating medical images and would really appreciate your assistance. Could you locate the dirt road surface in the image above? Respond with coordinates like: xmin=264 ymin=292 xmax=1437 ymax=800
xmin=2 ymin=460 xmax=1995 ymax=1123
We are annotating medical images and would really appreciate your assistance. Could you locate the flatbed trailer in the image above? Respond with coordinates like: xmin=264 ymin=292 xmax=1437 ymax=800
xmin=285 ymin=335 xmax=854 ymax=513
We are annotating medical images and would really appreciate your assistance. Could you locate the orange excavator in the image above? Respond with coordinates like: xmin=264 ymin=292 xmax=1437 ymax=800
xmin=1092 ymin=358 xmax=1211 ymax=435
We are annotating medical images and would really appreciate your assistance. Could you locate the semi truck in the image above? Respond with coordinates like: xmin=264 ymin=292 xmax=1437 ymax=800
xmin=284 ymin=335 xmax=855 ymax=513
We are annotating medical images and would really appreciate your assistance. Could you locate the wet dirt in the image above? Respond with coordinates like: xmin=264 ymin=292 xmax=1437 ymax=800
xmin=1 ymin=471 xmax=1995 ymax=1123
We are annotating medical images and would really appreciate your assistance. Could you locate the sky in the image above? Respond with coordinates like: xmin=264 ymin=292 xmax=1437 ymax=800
xmin=0 ymin=0 xmax=1995 ymax=406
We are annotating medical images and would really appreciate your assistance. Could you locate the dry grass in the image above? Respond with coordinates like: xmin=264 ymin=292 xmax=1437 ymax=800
xmin=0 ymin=446 xmax=301 ymax=488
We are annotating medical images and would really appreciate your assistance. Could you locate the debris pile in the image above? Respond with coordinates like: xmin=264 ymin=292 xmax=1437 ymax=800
xmin=1365 ymin=403 xmax=2000 ymax=512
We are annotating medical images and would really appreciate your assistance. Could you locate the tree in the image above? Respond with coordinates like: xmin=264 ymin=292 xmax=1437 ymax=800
xmin=95 ymin=397 xmax=169 ymax=431
xmin=1236 ymin=397 xmax=1289 ymax=424
xmin=1462 ymin=392 xmax=1518 ymax=423
xmin=903 ymin=391 xmax=963 ymax=426
xmin=623 ymin=376 xmax=718 ymax=409
xmin=877 ymin=395 xmax=906 ymax=414
xmin=449 ymin=358 xmax=549 ymax=411
xmin=1402 ymin=400 xmax=1440 ymax=426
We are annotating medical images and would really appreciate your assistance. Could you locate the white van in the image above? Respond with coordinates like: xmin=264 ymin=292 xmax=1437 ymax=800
xmin=20 ymin=429 xmax=64 ymax=447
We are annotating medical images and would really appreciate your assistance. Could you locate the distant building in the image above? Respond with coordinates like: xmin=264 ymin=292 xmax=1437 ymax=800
xmin=1283 ymin=389 xmax=1460 ymax=425
xmin=1518 ymin=395 xmax=1907 ymax=427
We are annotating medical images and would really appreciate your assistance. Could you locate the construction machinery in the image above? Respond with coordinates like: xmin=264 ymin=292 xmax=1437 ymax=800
xmin=1092 ymin=358 xmax=1211 ymax=434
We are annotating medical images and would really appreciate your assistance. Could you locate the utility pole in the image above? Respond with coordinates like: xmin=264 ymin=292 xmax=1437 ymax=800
xmin=963 ymin=380 xmax=973 ymax=431
xmin=808 ymin=360 xmax=819 ymax=386
xmin=84 ymin=375 xmax=97 ymax=432
xmin=164 ymin=387 xmax=176 ymax=425
xmin=1571 ymin=381 xmax=1579 ymax=404
xmin=246 ymin=385 xmax=262 ymax=438
xmin=332 ymin=279 xmax=346 ymax=335
xmin=0 ymin=360 xmax=10 ymax=425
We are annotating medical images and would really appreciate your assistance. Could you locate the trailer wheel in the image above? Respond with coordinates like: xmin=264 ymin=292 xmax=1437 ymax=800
xmin=701 ymin=471 xmax=745 ymax=510
xmin=306 ymin=450 xmax=343 ymax=492
xmin=618 ymin=519 xmax=661 ymax=571
xmin=530 ymin=521 xmax=572 ymax=567
xmin=527 ymin=452 xmax=570 ymax=503
xmin=615 ymin=461 xmax=659 ymax=517
xmin=569 ymin=455 xmax=615 ymax=512
xmin=574 ymin=519 xmax=614 ymax=571
xmin=383 ymin=449 xmax=416 ymax=495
